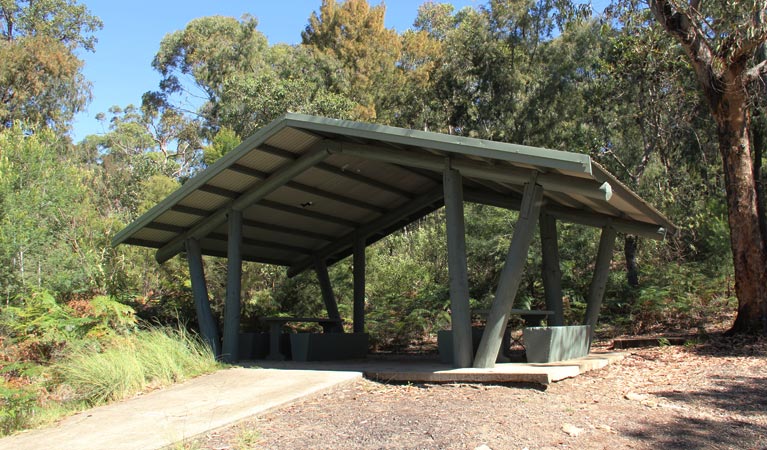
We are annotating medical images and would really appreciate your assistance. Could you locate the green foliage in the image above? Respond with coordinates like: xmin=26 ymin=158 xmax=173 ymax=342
xmin=0 ymin=380 xmax=37 ymax=436
xmin=0 ymin=125 xmax=113 ymax=296
xmin=302 ymin=0 xmax=402 ymax=120
xmin=203 ymin=127 xmax=240 ymax=166
xmin=0 ymin=290 xmax=138 ymax=362
xmin=54 ymin=326 xmax=218 ymax=405
xmin=217 ymin=70 xmax=357 ymax=137
xmin=152 ymin=14 xmax=268 ymax=102
xmin=86 ymin=295 xmax=139 ymax=336
xmin=1 ymin=291 xmax=90 ymax=343
xmin=0 ymin=0 xmax=101 ymax=130
xmin=0 ymin=0 xmax=102 ymax=50
xmin=600 ymin=260 xmax=736 ymax=335
xmin=150 ymin=14 xmax=270 ymax=133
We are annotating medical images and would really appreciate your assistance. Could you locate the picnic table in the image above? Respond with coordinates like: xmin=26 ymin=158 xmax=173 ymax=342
xmin=471 ymin=309 xmax=554 ymax=359
xmin=260 ymin=317 xmax=343 ymax=360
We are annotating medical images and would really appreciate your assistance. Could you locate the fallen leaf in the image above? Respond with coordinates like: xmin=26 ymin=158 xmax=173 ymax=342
xmin=562 ymin=423 xmax=584 ymax=437
xmin=625 ymin=392 xmax=649 ymax=401
xmin=640 ymin=399 xmax=658 ymax=408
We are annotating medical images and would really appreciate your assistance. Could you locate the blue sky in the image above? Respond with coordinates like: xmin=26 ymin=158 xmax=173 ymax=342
xmin=72 ymin=0 xmax=601 ymax=142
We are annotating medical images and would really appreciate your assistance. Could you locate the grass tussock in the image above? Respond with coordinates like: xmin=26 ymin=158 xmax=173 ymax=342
xmin=55 ymin=327 xmax=219 ymax=405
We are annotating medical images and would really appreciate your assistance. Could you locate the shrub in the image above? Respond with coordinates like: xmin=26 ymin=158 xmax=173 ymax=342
xmin=0 ymin=381 xmax=37 ymax=435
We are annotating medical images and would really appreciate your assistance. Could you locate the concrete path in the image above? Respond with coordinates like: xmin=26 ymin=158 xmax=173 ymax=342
xmin=0 ymin=367 xmax=362 ymax=450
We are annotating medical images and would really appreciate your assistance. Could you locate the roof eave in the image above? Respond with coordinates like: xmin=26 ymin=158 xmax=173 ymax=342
xmin=281 ymin=114 xmax=594 ymax=176
xmin=110 ymin=115 xmax=294 ymax=248
xmin=590 ymin=162 xmax=676 ymax=233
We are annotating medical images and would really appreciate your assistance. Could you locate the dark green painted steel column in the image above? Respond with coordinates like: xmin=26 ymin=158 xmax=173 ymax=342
xmin=583 ymin=224 xmax=617 ymax=340
xmin=222 ymin=209 xmax=243 ymax=363
xmin=315 ymin=258 xmax=343 ymax=331
xmin=540 ymin=213 xmax=565 ymax=326
xmin=353 ymin=237 xmax=366 ymax=333
xmin=473 ymin=181 xmax=544 ymax=368
xmin=443 ymin=168 xmax=473 ymax=368
xmin=185 ymin=238 xmax=221 ymax=358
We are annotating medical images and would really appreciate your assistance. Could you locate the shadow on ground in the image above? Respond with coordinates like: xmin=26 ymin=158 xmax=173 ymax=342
xmin=687 ymin=333 xmax=766 ymax=358
xmin=627 ymin=415 xmax=767 ymax=449
xmin=656 ymin=375 xmax=767 ymax=414
xmin=627 ymin=374 xmax=767 ymax=449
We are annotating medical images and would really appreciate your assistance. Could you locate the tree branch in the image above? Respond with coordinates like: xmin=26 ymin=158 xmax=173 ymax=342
xmin=746 ymin=59 xmax=767 ymax=84
xmin=689 ymin=0 xmax=701 ymax=11
xmin=723 ymin=28 xmax=767 ymax=63
xmin=650 ymin=0 xmax=718 ymax=95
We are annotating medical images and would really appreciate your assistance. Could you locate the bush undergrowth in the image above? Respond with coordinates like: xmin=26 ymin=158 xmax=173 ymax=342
xmin=0 ymin=291 xmax=220 ymax=436
xmin=55 ymin=327 xmax=218 ymax=406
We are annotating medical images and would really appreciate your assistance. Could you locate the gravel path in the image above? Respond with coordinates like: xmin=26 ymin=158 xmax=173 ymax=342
xmin=188 ymin=335 xmax=767 ymax=450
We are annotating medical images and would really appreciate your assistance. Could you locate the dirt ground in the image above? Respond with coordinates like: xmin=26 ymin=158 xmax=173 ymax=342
xmin=189 ymin=334 xmax=766 ymax=450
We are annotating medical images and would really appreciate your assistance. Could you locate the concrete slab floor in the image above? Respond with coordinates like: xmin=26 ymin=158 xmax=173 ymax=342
xmin=251 ymin=351 xmax=626 ymax=385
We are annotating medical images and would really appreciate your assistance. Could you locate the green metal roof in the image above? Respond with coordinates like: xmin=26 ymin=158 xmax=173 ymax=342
xmin=112 ymin=114 xmax=674 ymax=276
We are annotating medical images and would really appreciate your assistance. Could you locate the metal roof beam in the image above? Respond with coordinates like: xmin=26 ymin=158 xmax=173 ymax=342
xmin=544 ymin=206 xmax=666 ymax=240
xmin=171 ymin=205 xmax=210 ymax=216
xmin=317 ymin=162 xmax=415 ymax=198
xmin=284 ymin=113 xmax=592 ymax=174
xmin=146 ymin=222 xmax=187 ymax=233
xmin=199 ymin=184 xmax=238 ymax=198
xmin=124 ymin=238 xmax=165 ymax=248
xmin=331 ymin=145 xmax=612 ymax=202
xmin=592 ymin=165 xmax=676 ymax=232
xmin=229 ymin=163 xmax=388 ymax=214
xmin=207 ymin=232 xmax=314 ymax=255
xmin=242 ymin=219 xmax=335 ymax=242
xmin=168 ymin=204 xmax=344 ymax=242
xmin=155 ymin=145 xmax=331 ymax=264
xmin=323 ymin=201 xmax=444 ymax=268
xmin=287 ymin=186 xmax=444 ymax=277
xmin=259 ymin=144 xmax=415 ymax=199
xmin=258 ymin=199 xmax=360 ymax=228
xmin=462 ymin=188 xmax=665 ymax=239
xmin=195 ymin=246 xmax=294 ymax=266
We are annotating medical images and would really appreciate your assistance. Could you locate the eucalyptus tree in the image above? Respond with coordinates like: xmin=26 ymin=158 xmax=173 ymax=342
xmin=0 ymin=0 xmax=101 ymax=131
xmin=151 ymin=14 xmax=357 ymax=138
xmin=79 ymin=103 xmax=203 ymax=221
xmin=417 ymin=0 xmax=592 ymax=144
xmin=215 ymin=44 xmax=358 ymax=137
xmin=648 ymin=0 xmax=767 ymax=333
xmin=151 ymin=14 xmax=269 ymax=131
xmin=302 ymin=0 xmax=403 ymax=122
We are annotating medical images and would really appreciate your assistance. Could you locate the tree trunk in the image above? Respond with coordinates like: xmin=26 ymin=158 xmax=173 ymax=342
xmin=754 ymin=42 xmax=767 ymax=245
xmin=752 ymin=110 xmax=767 ymax=249
xmin=624 ymin=235 xmax=639 ymax=287
xmin=715 ymin=88 xmax=767 ymax=334
xmin=648 ymin=0 xmax=767 ymax=335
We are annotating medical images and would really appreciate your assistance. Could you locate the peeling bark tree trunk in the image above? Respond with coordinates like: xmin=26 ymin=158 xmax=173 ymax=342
xmin=716 ymin=86 xmax=767 ymax=333
xmin=650 ymin=0 xmax=767 ymax=334
xmin=754 ymin=114 xmax=767 ymax=244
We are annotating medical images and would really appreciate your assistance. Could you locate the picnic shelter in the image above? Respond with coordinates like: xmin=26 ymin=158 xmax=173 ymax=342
xmin=112 ymin=114 xmax=674 ymax=368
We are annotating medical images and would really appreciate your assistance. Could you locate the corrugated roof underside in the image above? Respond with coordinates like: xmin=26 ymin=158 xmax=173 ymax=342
xmin=116 ymin=118 xmax=672 ymax=269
